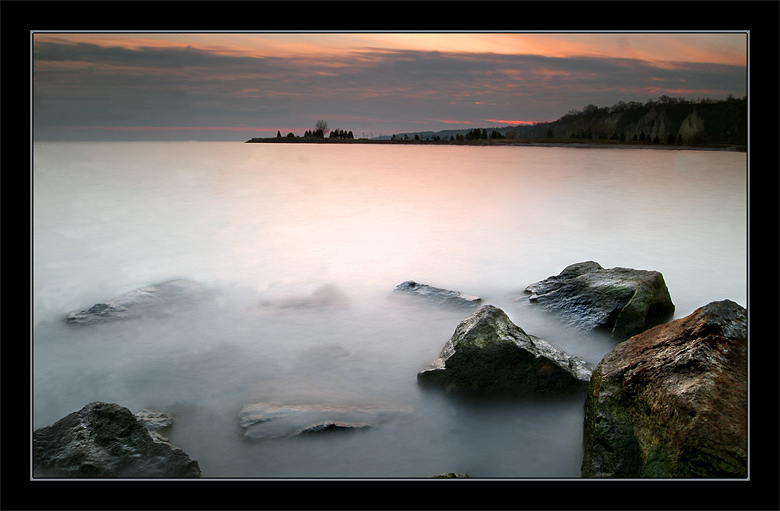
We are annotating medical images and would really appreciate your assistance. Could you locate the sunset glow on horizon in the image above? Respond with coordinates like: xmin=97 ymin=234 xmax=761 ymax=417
xmin=33 ymin=31 xmax=748 ymax=141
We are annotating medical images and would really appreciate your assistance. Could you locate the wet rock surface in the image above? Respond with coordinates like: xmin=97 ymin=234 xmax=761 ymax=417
xmin=258 ymin=283 xmax=349 ymax=309
xmin=33 ymin=402 xmax=201 ymax=478
xmin=523 ymin=261 xmax=675 ymax=341
xmin=134 ymin=409 xmax=175 ymax=443
xmin=395 ymin=281 xmax=482 ymax=308
xmin=66 ymin=279 xmax=211 ymax=324
xmin=417 ymin=305 xmax=593 ymax=396
xmin=581 ymin=300 xmax=747 ymax=478
xmin=238 ymin=402 xmax=408 ymax=440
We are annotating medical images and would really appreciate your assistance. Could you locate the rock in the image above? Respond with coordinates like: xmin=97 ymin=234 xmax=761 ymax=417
xmin=238 ymin=402 xmax=408 ymax=440
xmin=258 ymin=283 xmax=348 ymax=309
xmin=524 ymin=261 xmax=675 ymax=341
xmin=417 ymin=305 xmax=593 ymax=395
xmin=581 ymin=300 xmax=747 ymax=478
xmin=134 ymin=409 xmax=174 ymax=431
xmin=66 ymin=279 xmax=209 ymax=324
xmin=295 ymin=421 xmax=372 ymax=435
xmin=66 ymin=302 xmax=129 ymax=323
xmin=395 ymin=281 xmax=482 ymax=308
xmin=134 ymin=409 xmax=175 ymax=443
xmin=430 ymin=472 xmax=469 ymax=478
xmin=33 ymin=402 xmax=201 ymax=478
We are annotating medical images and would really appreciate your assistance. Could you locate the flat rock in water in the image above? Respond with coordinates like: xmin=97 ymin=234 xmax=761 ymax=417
xmin=258 ymin=283 xmax=349 ymax=309
xmin=523 ymin=261 xmax=675 ymax=341
xmin=134 ymin=409 xmax=175 ymax=442
xmin=395 ymin=281 xmax=482 ymax=308
xmin=66 ymin=279 xmax=210 ymax=324
xmin=33 ymin=402 xmax=201 ymax=478
xmin=238 ymin=402 xmax=407 ymax=440
xmin=134 ymin=409 xmax=174 ymax=431
xmin=417 ymin=305 xmax=593 ymax=396
xmin=581 ymin=300 xmax=747 ymax=478
xmin=295 ymin=421 xmax=372 ymax=435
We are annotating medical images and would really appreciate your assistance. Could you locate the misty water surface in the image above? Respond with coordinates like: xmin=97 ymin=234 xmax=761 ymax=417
xmin=32 ymin=142 xmax=747 ymax=478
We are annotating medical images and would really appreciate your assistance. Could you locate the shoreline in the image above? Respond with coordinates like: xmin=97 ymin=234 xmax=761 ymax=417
xmin=246 ymin=137 xmax=746 ymax=152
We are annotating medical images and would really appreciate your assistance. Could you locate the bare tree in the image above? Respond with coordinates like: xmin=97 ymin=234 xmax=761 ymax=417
xmin=315 ymin=120 xmax=329 ymax=137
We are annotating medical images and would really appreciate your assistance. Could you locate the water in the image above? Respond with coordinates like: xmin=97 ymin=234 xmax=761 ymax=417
xmin=31 ymin=142 xmax=747 ymax=478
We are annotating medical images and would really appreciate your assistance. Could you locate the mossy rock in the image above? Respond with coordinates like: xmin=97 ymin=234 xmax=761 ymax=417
xmin=524 ymin=261 xmax=675 ymax=341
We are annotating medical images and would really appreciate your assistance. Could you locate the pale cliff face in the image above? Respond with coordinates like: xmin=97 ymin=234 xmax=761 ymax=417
xmin=677 ymin=110 xmax=705 ymax=139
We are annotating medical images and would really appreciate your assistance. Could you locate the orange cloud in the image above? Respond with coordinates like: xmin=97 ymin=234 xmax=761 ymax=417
xmin=33 ymin=32 xmax=746 ymax=67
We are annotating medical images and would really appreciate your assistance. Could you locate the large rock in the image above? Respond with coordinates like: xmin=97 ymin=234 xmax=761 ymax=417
xmin=66 ymin=279 xmax=209 ymax=324
xmin=581 ymin=300 xmax=747 ymax=478
xmin=417 ymin=305 xmax=593 ymax=395
xmin=524 ymin=261 xmax=675 ymax=341
xmin=33 ymin=402 xmax=201 ymax=478
xmin=395 ymin=281 xmax=482 ymax=308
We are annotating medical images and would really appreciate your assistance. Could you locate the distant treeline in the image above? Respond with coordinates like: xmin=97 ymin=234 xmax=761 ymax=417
xmin=267 ymin=120 xmax=357 ymax=141
xmin=547 ymin=95 xmax=747 ymax=146
xmin=249 ymin=97 xmax=747 ymax=149
xmin=385 ymin=96 xmax=747 ymax=148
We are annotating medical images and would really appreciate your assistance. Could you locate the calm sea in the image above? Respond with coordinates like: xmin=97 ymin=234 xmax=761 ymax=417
xmin=31 ymin=142 xmax=747 ymax=478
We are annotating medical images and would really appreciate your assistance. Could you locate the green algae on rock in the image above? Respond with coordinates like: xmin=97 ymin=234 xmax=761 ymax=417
xmin=417 ymin=305 xmax=593 ymax=396
xmin=581 ymin=300 xmax=747 ymax=478
xmin=524 ymin=261 xmax=675 ymax=341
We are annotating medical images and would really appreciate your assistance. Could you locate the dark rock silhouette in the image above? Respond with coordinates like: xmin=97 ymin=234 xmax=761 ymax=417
xmin=33 ymin=402 xmax=201 ymax=478
xmin=417 ymin=305 xmax=593 ymax=396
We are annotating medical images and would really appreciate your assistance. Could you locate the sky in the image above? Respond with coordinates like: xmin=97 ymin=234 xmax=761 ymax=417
xmin=32 ymin=32 xmax=748 ymax=141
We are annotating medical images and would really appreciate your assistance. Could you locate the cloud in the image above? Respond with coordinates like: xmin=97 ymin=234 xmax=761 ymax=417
xmin=32 ymin=35 xmax=747 ymax=140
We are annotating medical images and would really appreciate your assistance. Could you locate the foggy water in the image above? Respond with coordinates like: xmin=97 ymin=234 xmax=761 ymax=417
xmin=32 ymin=142 xmax=747 ymax=478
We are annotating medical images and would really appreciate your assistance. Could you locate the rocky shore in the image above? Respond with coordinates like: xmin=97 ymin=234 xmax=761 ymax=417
xmin=34 ymin=263 xmax=748 ymax=479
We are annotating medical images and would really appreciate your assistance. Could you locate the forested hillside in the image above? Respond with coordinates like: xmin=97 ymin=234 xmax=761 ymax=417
xmin=387 ymin=96 xmax=747 ymax=148
xmin=542 ymin=96 xmax=747 ymax=146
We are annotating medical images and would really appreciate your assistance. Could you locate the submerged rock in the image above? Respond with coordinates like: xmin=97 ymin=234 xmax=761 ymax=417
xmin=295 ymin=421 xmax=372 ymax=435
xmin=238 ymin=402 xmax=408 ymax=440
xmin=258 ymin=283 xmax=349 ymax=309
xmin=395 ymin=281 xmax=482 ymax=308
xmin=134 ymin=409 xmax=174 ymax=431
xmin=66 ymin=302 xmax=129 ymax=323
xmin=134 ymin=409 xmax=175 ymax=443
xmin=66 ymin=279 xmax=210 ymax=324
xmin=417 ymin=305 xmax=593 ymax=396
xmin=581 ymin=300 xmax=747 ymax=478
xmin=33 ymin=402 xmax=201 ymax=478
xmin=523 ymin=261 xmax=675 ymax=341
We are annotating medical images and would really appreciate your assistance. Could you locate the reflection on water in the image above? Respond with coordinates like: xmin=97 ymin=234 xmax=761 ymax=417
xmin=32 ymin=142 xmax=747 ymax=478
